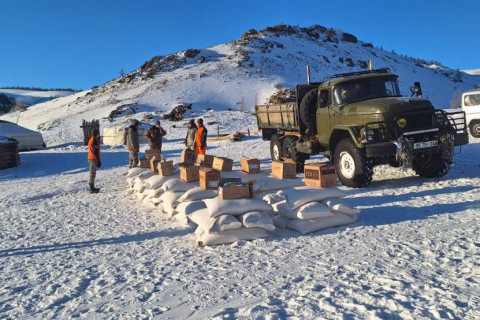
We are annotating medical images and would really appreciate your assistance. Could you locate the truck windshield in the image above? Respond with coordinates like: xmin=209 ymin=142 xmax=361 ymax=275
xmin=464 ymin=93 xmax=480 ymax=107
xmin=334 ymin=78 xmax=401 ymax=104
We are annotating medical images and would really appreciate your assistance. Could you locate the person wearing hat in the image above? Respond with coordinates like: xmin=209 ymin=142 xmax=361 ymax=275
xmin=87 ymin=128 xmax=101 ymax=193
xmin=146 ymin=120 xmax=166 ymax=153
xmin=125 ymin=119 xmax=140 ymax=168
xmin=195 ymin=118 xmax=207 ymax=156
xmin=184 ymin=119 xmax=197 ymax=151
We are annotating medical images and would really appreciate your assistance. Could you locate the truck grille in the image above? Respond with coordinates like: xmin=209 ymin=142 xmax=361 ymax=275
xmin=403 ymin=111 xmax=434 ymax=131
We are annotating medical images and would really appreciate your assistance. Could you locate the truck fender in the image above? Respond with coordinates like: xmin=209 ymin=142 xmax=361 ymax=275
xmin=329 ymin=126 xmax=362 ymax=153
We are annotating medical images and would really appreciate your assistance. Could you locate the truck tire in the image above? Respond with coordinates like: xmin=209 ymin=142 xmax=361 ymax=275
xmin=333 ymin=139 xmax=373 ymax=188
xmin=282 ymin=136 xmax=307 ymax=172
xmin=470 ymin=121 xmax=480 ymax=138
xmin=412 ymin=151 xmax=451 ymax=178
xmin=270 ymin=134 xmax=283 ymax=161
xmin=300 ymin=88 xmax=318 ymax=136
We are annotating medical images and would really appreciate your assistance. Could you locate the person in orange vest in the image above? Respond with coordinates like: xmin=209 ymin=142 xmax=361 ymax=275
xmin=195 ymin=118 xmax=207 ymax=156
xmin=88 ymin=128 xmax=101 ymax=193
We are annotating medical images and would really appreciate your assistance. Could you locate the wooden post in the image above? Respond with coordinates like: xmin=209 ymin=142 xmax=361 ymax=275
xmin=217 ymin=125 xmax=220 ymax=137
xmin=247 ymin=129 xmax=250 ymax=136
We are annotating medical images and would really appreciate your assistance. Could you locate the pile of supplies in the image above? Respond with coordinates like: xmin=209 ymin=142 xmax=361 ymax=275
xmin=126 ymin=152 xmax=361 ymax=246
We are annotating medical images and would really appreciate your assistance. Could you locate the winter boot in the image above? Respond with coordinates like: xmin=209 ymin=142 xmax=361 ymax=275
xmin=89 ymin=183 xmax=100 ymax=194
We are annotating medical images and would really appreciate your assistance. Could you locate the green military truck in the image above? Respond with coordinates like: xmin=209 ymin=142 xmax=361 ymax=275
xmin=256 ymin=68 xmax=469 ymax=188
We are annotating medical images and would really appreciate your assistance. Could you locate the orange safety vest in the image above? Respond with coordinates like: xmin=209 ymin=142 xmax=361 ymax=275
xmin=195 ymin=125 xmax=207 ymax=155
xmin=88 ymin=136 xmax=101 ymax=160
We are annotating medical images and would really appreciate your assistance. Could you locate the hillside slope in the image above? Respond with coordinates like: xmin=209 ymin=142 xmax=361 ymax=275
xmin=1 ymin=25 xmax=479 ymax=146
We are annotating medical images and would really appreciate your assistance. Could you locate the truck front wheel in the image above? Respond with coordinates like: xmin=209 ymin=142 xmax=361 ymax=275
xmin=412 ymin=151 xmax=451 ymax=178
xmin=333 ymin=139 xmax=373 ymax=188
xmin=470 ymin=121 xmax=480 ymax=138
xmin=270 ymin=134 xmax=283 ymax=161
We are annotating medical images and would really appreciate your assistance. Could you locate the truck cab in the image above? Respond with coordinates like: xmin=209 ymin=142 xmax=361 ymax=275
xmin=462 ymin=89 xmax=480 ymax=137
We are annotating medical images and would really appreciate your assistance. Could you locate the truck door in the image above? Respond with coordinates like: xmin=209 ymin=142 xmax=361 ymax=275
xmin=316 ymin=89 xmax=332 ymax=145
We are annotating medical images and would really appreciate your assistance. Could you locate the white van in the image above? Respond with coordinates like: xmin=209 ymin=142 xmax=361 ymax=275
xmin=462 ymin=89 xmax=480 ymax=138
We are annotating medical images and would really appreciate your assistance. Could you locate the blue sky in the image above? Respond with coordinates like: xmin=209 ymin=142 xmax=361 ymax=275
xmin=1 ymin=0 xmax=478 ymax=90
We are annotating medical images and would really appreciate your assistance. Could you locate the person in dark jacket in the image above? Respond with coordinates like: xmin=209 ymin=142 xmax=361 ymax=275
xmin=195 ymin=118 xmax=207 ymax=156
xmin=87 ymin=128 xmax=101 ymax=193
xmin=125 ymin=119 xmax=140 ymax=168
xmin=146 ymin=120 xmax=166 ymax=152
xmin=184 ymin=119 xmax=197 ymax=151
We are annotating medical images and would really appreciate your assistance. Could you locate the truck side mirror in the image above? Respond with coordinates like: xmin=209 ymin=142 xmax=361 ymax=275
xmin=410 ymin=81 xmax=423 ymax=97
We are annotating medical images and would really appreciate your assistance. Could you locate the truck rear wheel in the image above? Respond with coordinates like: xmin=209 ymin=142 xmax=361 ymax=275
xmin=270 ymin=134 xmax=283 ymax=161
xmin=412 ymin=151 xmax=451 ymax=178
xmin=470 ymin=121 xmax=480 ymax=138
xmin=333 ymin=139 xmax=373 ymax=188
xmin=282 ymin=136 xmax=307 ymax=172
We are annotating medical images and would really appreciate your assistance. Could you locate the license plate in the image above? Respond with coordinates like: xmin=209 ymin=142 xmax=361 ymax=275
xmin=413 ymin=140 xmax=438 ymax=149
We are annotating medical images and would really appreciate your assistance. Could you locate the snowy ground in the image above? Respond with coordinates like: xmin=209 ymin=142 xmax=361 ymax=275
xmin=1 ymin=121 xmax=479 ymax=319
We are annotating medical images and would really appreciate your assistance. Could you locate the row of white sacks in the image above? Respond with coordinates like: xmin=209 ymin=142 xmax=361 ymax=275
xmin=126 ymin=167 xmax=360 ymax=246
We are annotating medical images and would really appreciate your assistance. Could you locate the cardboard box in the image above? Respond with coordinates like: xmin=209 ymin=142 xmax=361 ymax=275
xmin=240 ymin=158 xmax=261 ymax=173
xmin=180 ymin=148 xmax=196 ymax=165
xmin=199 ymin=168 xmax=220 ymax=190
xmin=139 ymin=157 xmax=150 ymax=168
xmin=196 ymin=154 xmax=214 ymax=168
xmin=212 ymin=156 xmax=233 ymax=171
xmin=218 ymin=178 xmax=252 ymax=199
xmin=271 ymin=158 xmax=297 ymax=179
xmin=304 ymin=162 xmax=337 ymax=188
xmin=157 ymin=160 xmax=174 ymax=176
xmin=179 ymin=164 xmax=200 ymax=182
xmin=150 ymin=156 xmax=162 ymax=172
xmin=145 ymin=149 xmax=161 ymax=160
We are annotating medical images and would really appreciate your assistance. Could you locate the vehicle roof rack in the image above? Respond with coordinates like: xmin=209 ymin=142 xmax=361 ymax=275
xmin=323 ymin=68 xmax=391 ymax=81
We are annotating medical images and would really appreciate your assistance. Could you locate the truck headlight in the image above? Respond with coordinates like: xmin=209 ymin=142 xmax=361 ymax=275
xmin=397 ymin=118 xmax=407 ymax=128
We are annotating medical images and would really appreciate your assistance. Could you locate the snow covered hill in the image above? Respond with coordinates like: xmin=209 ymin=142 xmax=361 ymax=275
xmin=0 ymin=88 xmax=74 ymax=109
xmin=1 ymin=24 xmax=479 ymax=147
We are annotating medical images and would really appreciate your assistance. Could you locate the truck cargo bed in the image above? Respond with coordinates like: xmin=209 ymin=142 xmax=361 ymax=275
xmin=255 ymin=103 xmax=300 ymax=131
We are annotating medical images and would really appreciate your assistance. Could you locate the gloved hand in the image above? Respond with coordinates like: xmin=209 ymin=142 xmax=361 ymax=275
xmin=96 ymin=159 xmax=102 ymax=168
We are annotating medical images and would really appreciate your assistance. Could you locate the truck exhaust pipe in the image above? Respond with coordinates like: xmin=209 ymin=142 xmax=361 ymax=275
xmin=367 ymin=60 xmax=372 ymax=71
xmin=306 ymin=65 xmax=311 ymax=85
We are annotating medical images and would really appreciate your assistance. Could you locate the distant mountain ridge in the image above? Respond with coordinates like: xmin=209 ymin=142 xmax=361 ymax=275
xmin=1 ymin=23 xmax=479 ymax=145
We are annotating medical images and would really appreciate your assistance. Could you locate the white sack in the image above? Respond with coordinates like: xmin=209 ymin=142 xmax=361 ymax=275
xmin=296 ymin=202 xmax=333 ymax=219
xmin=144 ymin=175 xmax=176 ymax=190
xmin=176 ymin=200 xmax=207 ymax=216
xmin=144 ymin=187 xmax=164 ymax=198
xmin=127 ymin=167 xmax=149 ymax=178
xmin=287 ymin=213 xmax=357 ymax=235
xmin=283 ymin=186 xmax=346 ymax=210
xmin=203 ymin=197 xmax=272 ymax=218
xmin=273 ymin=201 xmax=334 ymax=220
xmin=260 ymin=192 xmax=286 ymax=205
xmin=161 ymin=178 xmax=198 ymax=193
xmin=159 ymin=191 xmax=184 ymax=215
xmin=189 ymin=209 xmax=241 ymax=233
xmin=241 ymin=211 xmax=275 ymax=231
xmin=137 ymin=171 xmax=156 ymax=181
xmin=323 ymin=198 xmax=361 ymax=215
xmin=216 ymin=215 xmax=242 ymax=232
xmin=133 ymin=180 xmax=146 ymax=194
xmin=126 ymin=177 xmax=136 ymax=188
xmin=196 ymin=227 xmax=268 ymax=246
xmin=272 ymin=215 xmax=290 ymax=229
xmin=178 ymin=187 xmax=218 ymax=202
xmin=252 ymin=176 xmax=304 ymax=193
